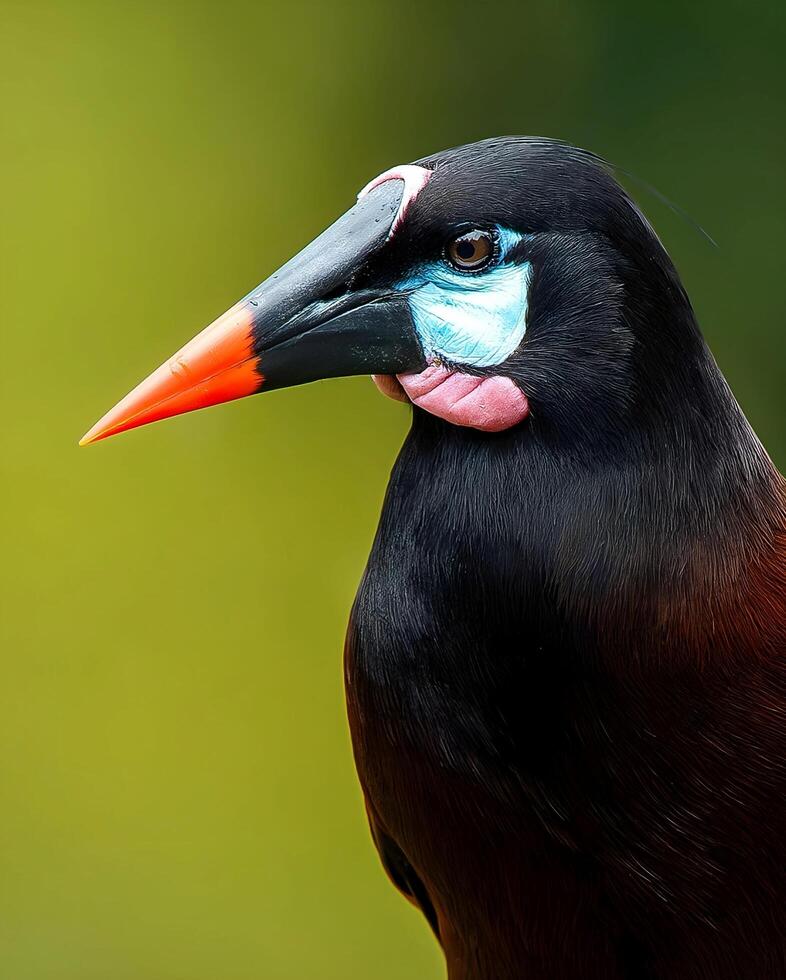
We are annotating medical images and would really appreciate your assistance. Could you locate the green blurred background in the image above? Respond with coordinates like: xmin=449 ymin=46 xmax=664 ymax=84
xmin=0 ymin=1 xmax=783 ymax=977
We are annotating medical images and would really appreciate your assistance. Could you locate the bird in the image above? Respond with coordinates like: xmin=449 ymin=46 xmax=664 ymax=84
xmin=81 ymin=137 xmax=786 ymax=980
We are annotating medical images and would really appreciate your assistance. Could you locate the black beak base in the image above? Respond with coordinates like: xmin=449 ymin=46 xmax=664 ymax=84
xmin=246 ymin=177 xmax=425 ymax=391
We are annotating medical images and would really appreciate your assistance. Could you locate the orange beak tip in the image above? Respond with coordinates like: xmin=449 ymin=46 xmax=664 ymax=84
xmin=78 ymin=306 xmax=259 ymax=448
xmin=78 ymin=412 xmax=119 ymax=447
xmin=78 ymin=428 xmax=101 ymax=447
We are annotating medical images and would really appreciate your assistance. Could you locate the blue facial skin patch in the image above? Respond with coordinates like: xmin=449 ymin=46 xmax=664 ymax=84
xmin=395 ymin=227 xmax=531 ymax=368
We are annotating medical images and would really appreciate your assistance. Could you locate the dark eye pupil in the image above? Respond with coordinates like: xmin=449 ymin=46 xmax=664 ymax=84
xmin=456 ymin=240 xmax=477 ymax=260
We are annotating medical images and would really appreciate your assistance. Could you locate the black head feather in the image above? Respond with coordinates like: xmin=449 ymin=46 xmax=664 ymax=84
xmin=356 ymin=138 xmax=753 ymax=460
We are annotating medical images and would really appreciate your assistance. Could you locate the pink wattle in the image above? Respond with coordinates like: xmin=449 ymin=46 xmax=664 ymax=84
xmin=374 ymin=365 xmax=529 ymax=432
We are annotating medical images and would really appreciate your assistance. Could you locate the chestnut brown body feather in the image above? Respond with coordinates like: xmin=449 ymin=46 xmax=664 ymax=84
xmin=347 ymin=427 xmax=786 ymax=979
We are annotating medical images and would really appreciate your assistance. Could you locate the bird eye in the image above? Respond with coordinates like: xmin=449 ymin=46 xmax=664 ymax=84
xmin=446 ymin=229 xmax=496 ymax=271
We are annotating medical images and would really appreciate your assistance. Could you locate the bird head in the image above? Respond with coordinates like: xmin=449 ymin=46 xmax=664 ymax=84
xmin=80 ymin=137 xmax=700 ymax=447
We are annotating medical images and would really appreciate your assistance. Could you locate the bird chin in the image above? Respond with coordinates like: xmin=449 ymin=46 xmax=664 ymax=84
xmin=372 ymin=373 xmax=411 ymax=403
xmin=372 ymin=365 xmax=530 ymax=433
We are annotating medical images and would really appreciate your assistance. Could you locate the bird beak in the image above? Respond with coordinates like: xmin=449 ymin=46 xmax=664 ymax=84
xmin=79 ymin=179 xmax=425 ymax=446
